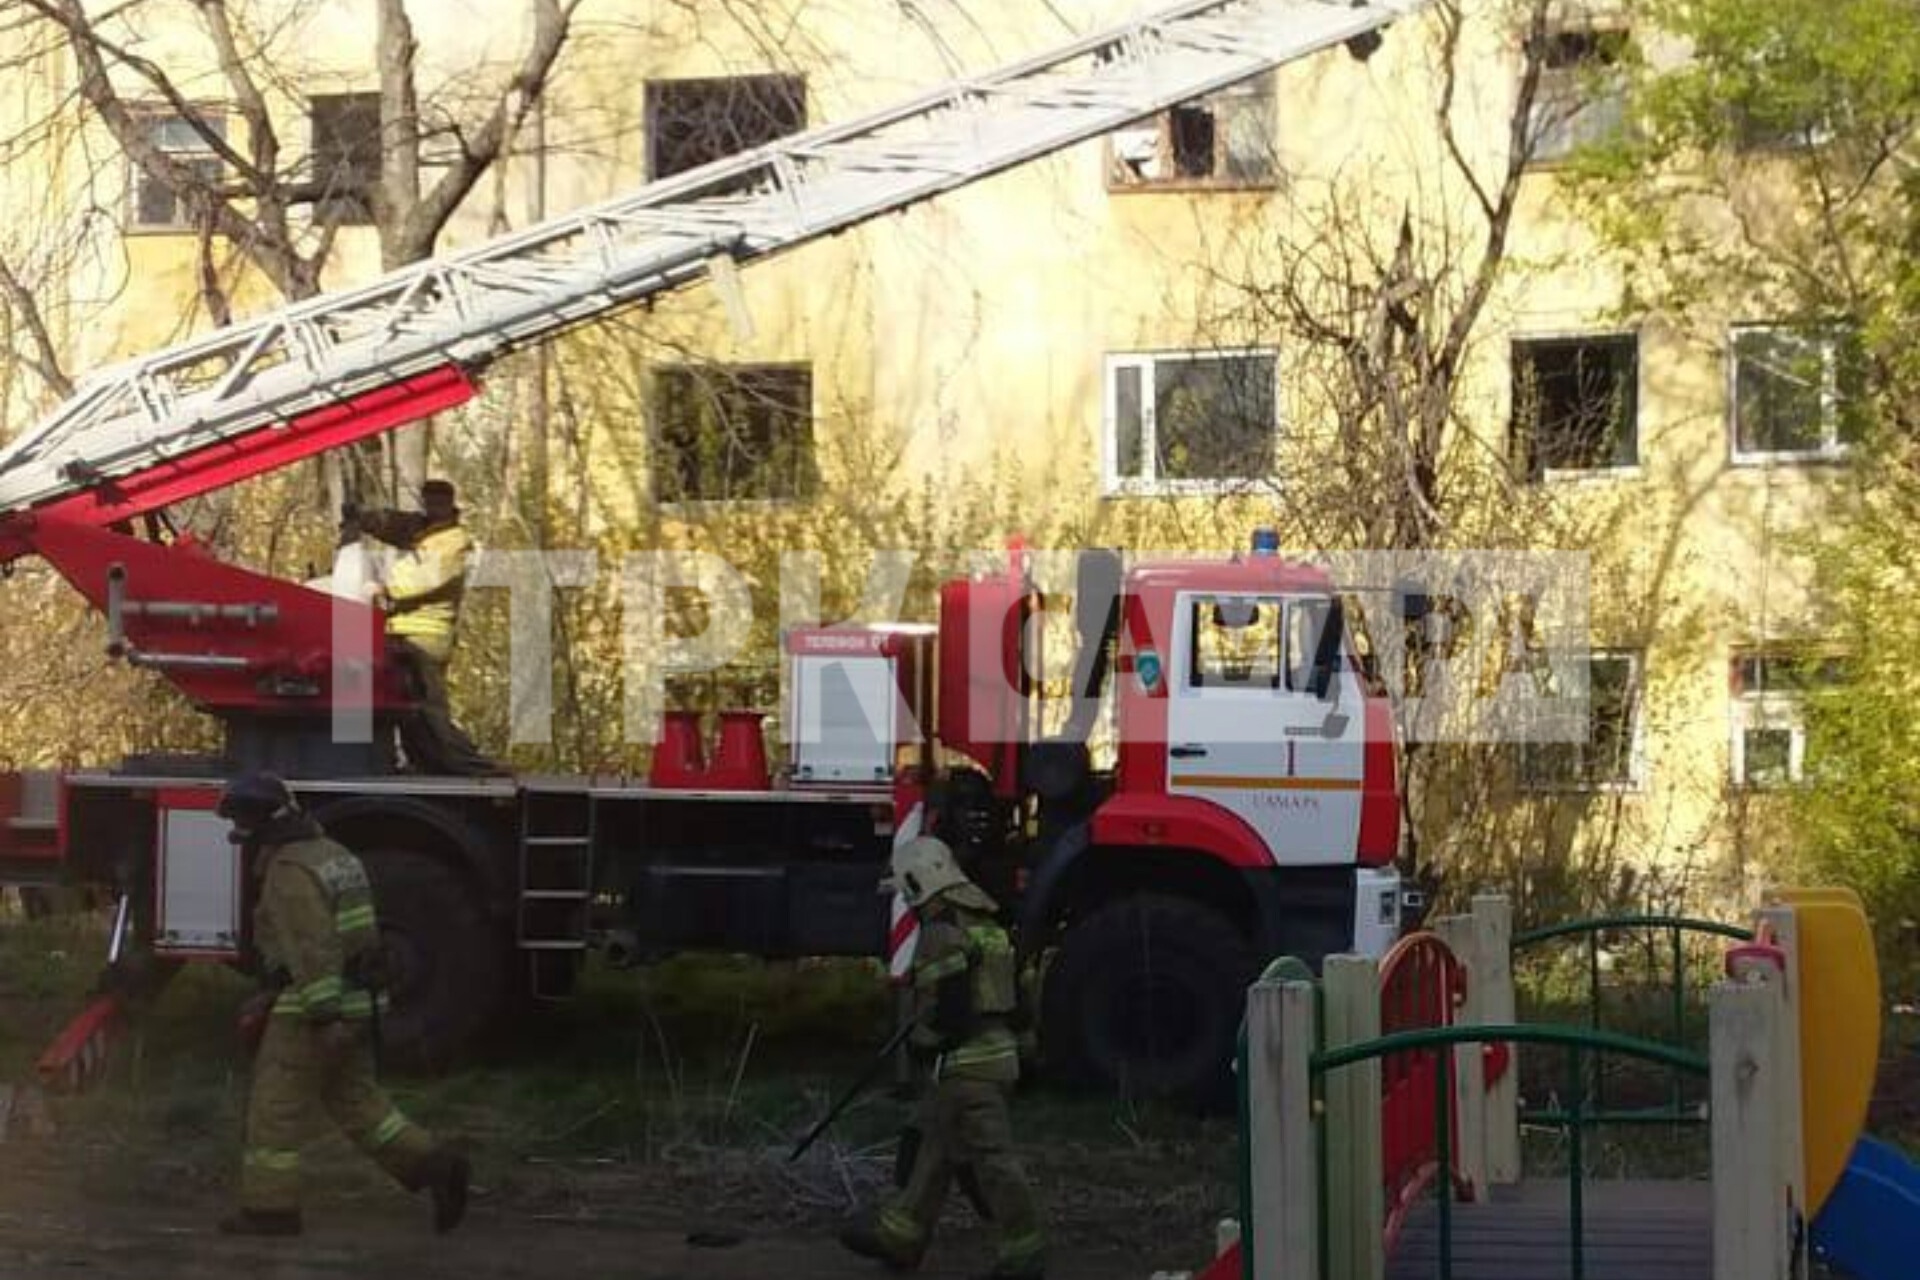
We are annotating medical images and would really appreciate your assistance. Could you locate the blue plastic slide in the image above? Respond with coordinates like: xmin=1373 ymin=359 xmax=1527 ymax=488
xmin=1811 ymin=1137 xmax=1920 ymax=1279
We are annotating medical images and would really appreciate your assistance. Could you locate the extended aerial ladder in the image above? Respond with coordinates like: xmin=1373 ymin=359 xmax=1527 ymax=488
xmin=0 ymin=0 xmax=1425 ymax=773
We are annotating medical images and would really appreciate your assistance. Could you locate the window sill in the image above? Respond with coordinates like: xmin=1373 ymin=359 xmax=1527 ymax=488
xmin=1102 ymin=478 xmax=1268 ymax=499
xmin=1729 ymin=449 xmax=1852 ymax=468
xmin=1533 ymin=465 xmax=1642 ymax=485
xmin=655 ymin=495 xmax=817 ymax=514
xmin=1517 ymin=780 xmax=1645 ymax=796
xmin=1107 ymin=178 xmax=1280 ymax=196
xmin=124 ymin=223 xmax=210 ymax=237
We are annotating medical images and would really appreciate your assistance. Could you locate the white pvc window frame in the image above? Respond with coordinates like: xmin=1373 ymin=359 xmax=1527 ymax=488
xmin=1728 ymin=323 xmax=1855 ymax=465
xmin=1101 ymin=347 xmax=1280 ymax=497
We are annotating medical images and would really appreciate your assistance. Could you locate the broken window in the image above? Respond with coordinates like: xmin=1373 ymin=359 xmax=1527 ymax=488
xmin=310 ymin=92 xmax=381 ymax=226
xmin=1109 ymin=74 xmax=1275 ymax=188
xmin=1526 ymin=28 xmax=1628 ymax=163
xmin=130 ymin=108 xmax=226 ymax=231
xmin=1511 ymin=334 xmax=1638 ymax=477
xmin=1105 ymin=350 xmax=1277 ymax=493
xmin=1730 ymin=325 xmax=1864 ymax=462
xmin=1519 ymin=651 xmax=1642 ymax=789
xmin=653 ymin=363 xmax=817 ymax=503
xmin=645 ymin=74 xmax=807 ymax=181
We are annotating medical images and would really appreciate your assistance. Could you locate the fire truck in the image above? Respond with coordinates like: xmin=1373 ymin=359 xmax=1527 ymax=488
xmin=0 ymin=0 xmax=1420 ymax=1101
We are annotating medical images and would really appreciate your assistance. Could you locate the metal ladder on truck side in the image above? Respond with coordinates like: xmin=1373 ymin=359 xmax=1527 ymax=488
xmin=517 ymin=783 xmax=597 ymax=998
xmin=0 ymin=0 xmax=1427 ymax=528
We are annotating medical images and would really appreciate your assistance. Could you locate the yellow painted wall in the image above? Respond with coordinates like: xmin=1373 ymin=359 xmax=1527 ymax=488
xmin=0 ymin=0 xmax=1854 ymax=896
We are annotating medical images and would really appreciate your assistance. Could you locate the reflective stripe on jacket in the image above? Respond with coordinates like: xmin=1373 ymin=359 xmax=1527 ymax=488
xmin=255 ymin=837 xmax=381 ymax=1023
xmin=908 ymin=903 xmax=1019 ymax=1083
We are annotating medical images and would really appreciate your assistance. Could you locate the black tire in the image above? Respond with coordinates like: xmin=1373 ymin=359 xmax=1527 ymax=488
xmin=359 ymin=848 xmax=504 ymax=1072
xmin=1041 ymin=894 xmax=1256 ymax=1105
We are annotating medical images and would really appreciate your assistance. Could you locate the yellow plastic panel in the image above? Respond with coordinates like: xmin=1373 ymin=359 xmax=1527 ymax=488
xmin=1770 ymin=887 xmax=1880 ymax=1216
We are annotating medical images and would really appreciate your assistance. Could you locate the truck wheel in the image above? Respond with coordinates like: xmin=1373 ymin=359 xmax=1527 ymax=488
xmin=1042 ymin=894 xmax=1255 ymax=1105
xmin=361 ymin=848 xmax=503 ymax=1072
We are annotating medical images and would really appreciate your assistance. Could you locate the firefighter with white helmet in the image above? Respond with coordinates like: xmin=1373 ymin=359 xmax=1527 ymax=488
xmin=840 ymin=835 xmax=1044 ymax=1279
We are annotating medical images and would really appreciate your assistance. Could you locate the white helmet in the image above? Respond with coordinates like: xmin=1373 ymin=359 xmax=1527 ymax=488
xmin=889 ymin=835 xmax=972 ymax=909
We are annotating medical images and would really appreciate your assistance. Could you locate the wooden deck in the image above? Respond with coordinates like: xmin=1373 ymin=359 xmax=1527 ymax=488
xmin=1387 ymin=1180 xmax=1713 ymax=1280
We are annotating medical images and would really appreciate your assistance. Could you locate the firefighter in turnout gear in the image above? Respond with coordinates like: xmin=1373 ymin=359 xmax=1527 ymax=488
xmin=350 ymin=478 xmax=499 ymax=776
xmin=840 ymin=836 xmax=1044 ymax=1279
xmin=216 ymin=772 xmax=470 ymax=1237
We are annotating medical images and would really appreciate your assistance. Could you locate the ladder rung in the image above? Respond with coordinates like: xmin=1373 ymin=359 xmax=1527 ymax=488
xmin=518 ymin=940 xmax=589 ymax=951
xmin=523 ymin=835 xmax=590 ymax=846
xmin=522 ymin=889 xmax=590 ymax=900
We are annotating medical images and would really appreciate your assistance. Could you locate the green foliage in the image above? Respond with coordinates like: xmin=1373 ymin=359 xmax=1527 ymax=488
xmin=1574 ymin=0 xmax=1920 ymax=349
xmin=1792 ymin=491 xmax=1920 ymax=984
xmin=1565 ymin=0 xmax=1920 ymax=944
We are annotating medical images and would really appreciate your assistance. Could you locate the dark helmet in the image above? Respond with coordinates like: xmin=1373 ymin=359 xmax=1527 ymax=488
xmin=217 ymin=771 xmax=297 ymax=838
xmin=420 ymin=479 xmax=459 ymax=521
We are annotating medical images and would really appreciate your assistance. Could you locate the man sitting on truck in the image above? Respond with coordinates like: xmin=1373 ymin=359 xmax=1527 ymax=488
xmin=347 ymin=479 xmax=500 ymax=775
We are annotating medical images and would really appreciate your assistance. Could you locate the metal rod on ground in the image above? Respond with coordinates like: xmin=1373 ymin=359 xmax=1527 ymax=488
xmin=789 ymin=1016 xmax=920 ymax=1163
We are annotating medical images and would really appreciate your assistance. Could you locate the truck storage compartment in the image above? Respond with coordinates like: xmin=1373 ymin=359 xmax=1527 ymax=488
xmin=786 ymin=861 xmax=888 ymax=956
xmin=636 ymin=864 xmax=787 ymax=953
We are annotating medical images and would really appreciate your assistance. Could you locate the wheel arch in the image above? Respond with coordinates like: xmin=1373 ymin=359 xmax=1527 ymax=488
xmin=307 ymin=794 xmax=510 ymax=920
xmin=1019 ymin=825 xmax=1276 ymax=958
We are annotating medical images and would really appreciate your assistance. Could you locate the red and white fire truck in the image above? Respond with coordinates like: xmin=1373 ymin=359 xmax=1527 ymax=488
xmin=0 ymin=0 xmax=1420 ymax=1100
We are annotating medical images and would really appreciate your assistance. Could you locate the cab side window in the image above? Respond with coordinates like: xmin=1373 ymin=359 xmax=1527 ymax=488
xmin=1188 ymin=596 xmax=1283 ymax=689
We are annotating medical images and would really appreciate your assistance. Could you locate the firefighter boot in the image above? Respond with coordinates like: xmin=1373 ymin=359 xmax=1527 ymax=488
xmin=415 ymin=1147 xmax=470 ymax=1234
xmin=838 ymin=1210 xmax=925 ymax=1270
xmin=217 ymin=1208 xmax=303 ymax=1237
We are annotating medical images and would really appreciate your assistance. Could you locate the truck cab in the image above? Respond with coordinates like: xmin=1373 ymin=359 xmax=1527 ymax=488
xmin=904 ymin=531 xmax=1404 ymax=1101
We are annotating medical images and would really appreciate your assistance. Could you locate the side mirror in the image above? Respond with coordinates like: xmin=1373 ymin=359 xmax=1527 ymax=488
xmin=1319 ymin=709 xmax=1350 ymax=740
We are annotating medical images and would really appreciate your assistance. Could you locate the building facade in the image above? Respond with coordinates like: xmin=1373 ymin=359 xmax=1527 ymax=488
xmin=0 ymin=0 xmax=1850 ymax=903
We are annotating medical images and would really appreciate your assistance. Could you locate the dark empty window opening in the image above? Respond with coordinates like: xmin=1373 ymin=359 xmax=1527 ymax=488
xmin=310 ymin=92 xmax=381 ymax=226
xmin=1512 ymin=335 xmax=1638 ymax=477
xmin=646 ymin=74 xmax=807 ymax=182
xmin=653 ymin=363 xmax=817 ymax=503
xmin=1109 ymin=75 xmax=1275 ymax=188
xmin=1169 ymin=105 xmax=1217 ymax=178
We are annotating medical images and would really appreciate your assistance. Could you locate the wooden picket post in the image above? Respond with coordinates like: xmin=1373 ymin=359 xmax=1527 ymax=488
xmin=1430 ymin=910 xmax=1489 ymax=1198
xmin=1471 ymin=893 xmax=1521 ymax=1186
xmin=1711 ymin=969 xmax=1795 ymax=1280
xmin=1323 ymin=955 xmax=1385 ymax=1280
xmin=1247 ymin=977 xmax=1320 ymax=1280
xmin=1753 ymin=905 xmax=1808 ymax=1276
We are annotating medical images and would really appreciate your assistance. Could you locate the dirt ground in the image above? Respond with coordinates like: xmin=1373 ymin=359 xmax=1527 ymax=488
xmin=0 ymin=917 xmax=1236 ymax=1280
xmin=0 ymin=1105 xmax=1230 ymax=1280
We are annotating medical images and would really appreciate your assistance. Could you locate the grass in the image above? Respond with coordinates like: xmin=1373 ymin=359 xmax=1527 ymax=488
xmin=0 ymin=909 xmax=1236 ymax=1252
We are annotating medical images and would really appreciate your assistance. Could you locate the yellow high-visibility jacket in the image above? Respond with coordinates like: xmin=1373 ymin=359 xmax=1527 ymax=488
xmin=385 ymin=523 xmax=471 ymax=662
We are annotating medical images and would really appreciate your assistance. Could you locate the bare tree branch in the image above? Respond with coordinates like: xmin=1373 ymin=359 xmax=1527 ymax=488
xmin=0 ymin=249 xmax=74 ymax=398
xmin=385 ymin=0 xmax=580 ymax=265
